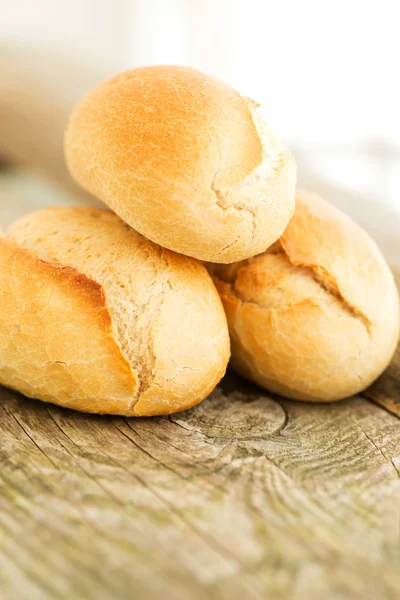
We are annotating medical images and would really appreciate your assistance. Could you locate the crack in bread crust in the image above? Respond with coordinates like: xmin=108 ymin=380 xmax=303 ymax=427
xmin=208 ymin=98 xmax=291 ymax=261
xmin=211 ymin=177 xmax=256 ymax=256
xmin=0 ymin=238 xmax=137 ymax=414
xmin=306 ymin=264 xmax=372 ymax=336
xmin=278 ymin=241 xmax=372 ymax=337
xmin=126 ymin=247 xmax=173 ymax=413
xmin=212 ymin=242 xmax=372 ymax=339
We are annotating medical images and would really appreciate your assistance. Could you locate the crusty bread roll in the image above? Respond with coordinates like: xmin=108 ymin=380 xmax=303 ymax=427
xmin=209 ymin=189 xmax=399 ymax=402
xmin=65 ymin=66 xmax=296 ymax=263
xmin=0 ymin=207 xmax=230 ymax=416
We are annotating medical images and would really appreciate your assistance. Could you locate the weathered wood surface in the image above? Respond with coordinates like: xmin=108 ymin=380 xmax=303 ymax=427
xmin=365 ymin=343 xmax=400 ymax=417
xmin=364 ymin=275 xmax=400 ymax=417
xmin=0 ymin=186 xmax=399 ymax=600
xmin=1 ymin=360 xmax=400 ymax=600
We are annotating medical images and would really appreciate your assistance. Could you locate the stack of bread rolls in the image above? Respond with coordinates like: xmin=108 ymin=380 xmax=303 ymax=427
xmin=0 ymin=66 xmax=398 ymax=416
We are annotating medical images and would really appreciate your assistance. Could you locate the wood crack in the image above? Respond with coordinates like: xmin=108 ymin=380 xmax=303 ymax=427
xmin=44 ymin=407 xmax=154 ymax=516
xmin=2 ymin=404 xmax=59 ymax=471
xmin=108 ymin=426 xmax=255 ymax=576
xmin=357 ymin=422 xmax=400 ymax=480
xmin=274 ymin=401 xmax=290 ymax=436
xmin=118 ymin=421 xmax=188 ymax=481
xmin=0 ymin=409 xmax=112 ymax=548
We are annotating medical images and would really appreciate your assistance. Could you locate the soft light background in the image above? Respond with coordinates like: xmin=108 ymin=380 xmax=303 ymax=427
xmin=1 ymin=0 xmax=399 ymax=265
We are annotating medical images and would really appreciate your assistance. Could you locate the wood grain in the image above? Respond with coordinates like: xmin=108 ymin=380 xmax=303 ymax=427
xmin=0 ymin=198 xmax=398 ymax=599
xmin=363 ymin=275 xmax=400 ymax=417
xmin=1 ymin=44 xmax=399 ymax=600
xmin=1 ymin=370 xmax=400 ymax=600
xmin=364 ymin=343 xmax=400 ymax=417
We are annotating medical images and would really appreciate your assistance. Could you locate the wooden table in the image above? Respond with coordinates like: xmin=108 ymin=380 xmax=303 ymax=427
xmin=1 ymin=335 xmax=399 ymax=600
xmin=0 ymin=181 xmax=399 ymax=598
xmin=2 ymin=57 xmax=400 ymax=598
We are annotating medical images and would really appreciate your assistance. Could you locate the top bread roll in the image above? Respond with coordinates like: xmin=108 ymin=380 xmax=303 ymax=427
xmin=209 ymin=189 xmax=399 ymax=402
xmin=65 ymin=66 xmax=296 ymax=263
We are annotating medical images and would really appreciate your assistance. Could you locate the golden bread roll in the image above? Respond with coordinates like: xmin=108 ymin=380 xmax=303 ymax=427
xmin=65 ymin=66 xmax=296 ymax=263
xmin=0 ymin=207 xmax=230 ymax=416
xmin=209 ymin=189 xmax=399 ymax=401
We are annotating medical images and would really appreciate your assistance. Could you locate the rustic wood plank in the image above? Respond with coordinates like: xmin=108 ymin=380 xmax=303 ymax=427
xmin=363 ymin=275 xmax=400 ymax=417
xmin=364 ymin=343 xmax=400 ymax=417
xmin=1 ymin=54 xmax=399 ymax=600
xmin=1 ymin=373 xmax=400 ymax=600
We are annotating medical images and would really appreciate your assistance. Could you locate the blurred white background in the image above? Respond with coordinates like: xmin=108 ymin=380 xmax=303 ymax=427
xmin=1 ymin=0 xmax=399 ymax=264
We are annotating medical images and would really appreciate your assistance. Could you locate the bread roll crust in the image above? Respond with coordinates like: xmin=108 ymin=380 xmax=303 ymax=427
xmin=0 ymin=238 xmax=137 ymax=414
xmin=65 ymin=66 xmax=296 ymax=263
xmin=210 ymin=190 xmax=399 ymax=401
xmin=0 ymin=207 xmax=230 ymax=415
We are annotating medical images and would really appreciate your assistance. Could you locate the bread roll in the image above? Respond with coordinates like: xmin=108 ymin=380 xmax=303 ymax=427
xmin=65 ymin=66 xmax=296 ymax=263
xmin=209 ymin=189 xmax=399 ymax=402
xmin=0 ymin=207 xmax=230 ymax=416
